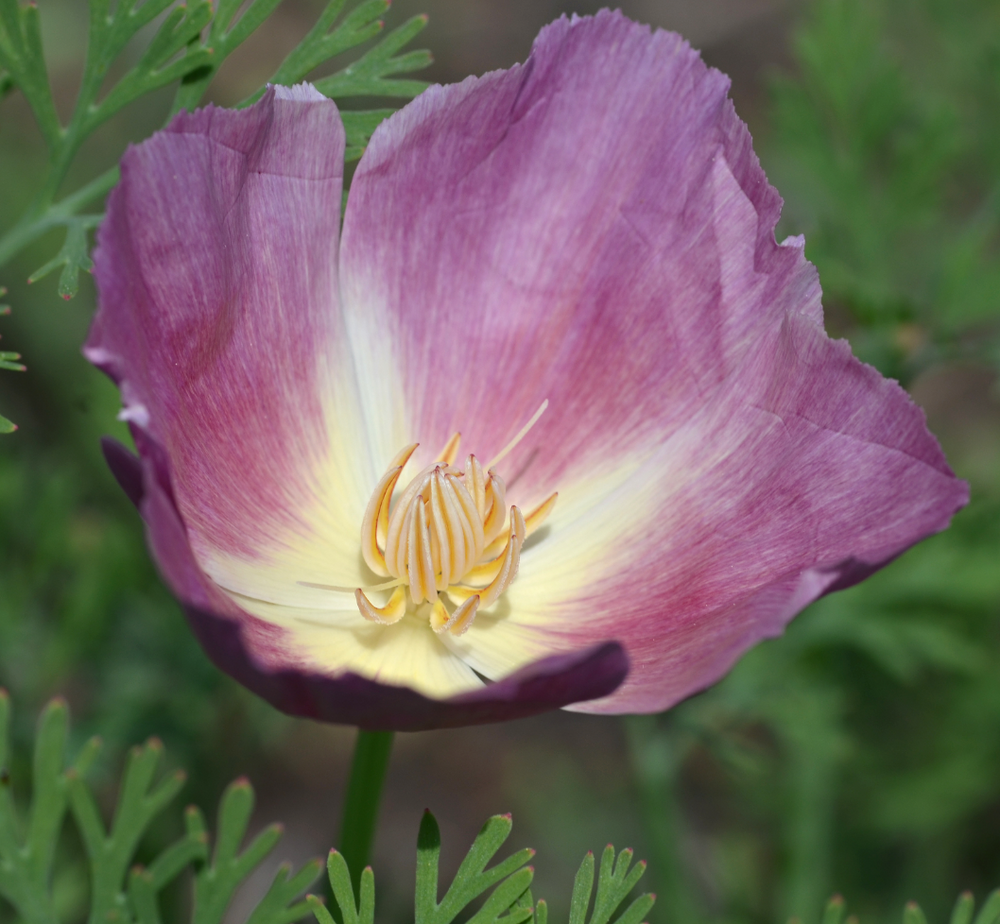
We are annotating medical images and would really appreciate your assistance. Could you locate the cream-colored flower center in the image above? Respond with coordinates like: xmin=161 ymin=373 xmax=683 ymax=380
xmin=354 ymin=408 xmax=556 ymax=636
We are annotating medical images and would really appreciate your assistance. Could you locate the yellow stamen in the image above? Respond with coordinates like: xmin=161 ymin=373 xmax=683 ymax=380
xmin=481 ymin=473 xmax=507 ymax=545
xmin=355 ymin=585 xmax=407 ymax=624
xmin=299 ymin=578 xmax=403 ymax=593
xmin=360 ymin=443 xmax=417 ymax=576
xmin=465 ymin=455 xmax=487 ymax=520
xmin=480 ymin=491 xmax=557 ymax=561
xmin=450 ymin=506 xmax=525 ymax=607
xmin=380 ymin=443 xmax=418 ymax=546
xmin=408 ymin=496 xmax=436 ymax=605
xmin=524 ymin=491 xmax=558 ymax=536
xmin=427 ymin=594 xmax=480 ymax=635
xmin=487 ymin=399 xmax=548 ymax=470
xmin=437 ymin=431 xmax=462 ymax=466
xmin=344 ymin=405 xmax=557 ymax=632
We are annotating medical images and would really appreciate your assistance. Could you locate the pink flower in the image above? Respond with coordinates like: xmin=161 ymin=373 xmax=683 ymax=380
xmin=85 ymin=12 xmax=967 ymax=730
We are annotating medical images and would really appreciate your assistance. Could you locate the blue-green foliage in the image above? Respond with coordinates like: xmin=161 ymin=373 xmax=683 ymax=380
xmin=0 ymin=289 xmax=20 ymax=433
xmin=0 ymin=694 xmax=322 ymax=924
xmin=0 ymin=697 xmax=653 ymax=924
xmin=766 ymin=0 xmax=1000 ymax=384
xmin=1 ymin=697 xmax=996 ymax=924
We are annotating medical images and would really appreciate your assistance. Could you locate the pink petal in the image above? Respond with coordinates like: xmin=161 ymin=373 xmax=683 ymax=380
xmin=88 ymin=83 xmax=628 ymax=726
xmin=86 ymin=85 xmax=348 ymax=563
xmin=473 ymin=309 xmax=968 ymax=713
xmin=341 ymin=11 xmax=815 ymax=498
xmin=342 ymin=11 xmax=968 ymax=712
xmin=89 ymin=11 xmax=968 ymax=724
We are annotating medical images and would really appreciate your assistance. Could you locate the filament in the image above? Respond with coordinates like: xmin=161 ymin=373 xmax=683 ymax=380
xmin=298 ymin=578 xmax=404 ymax=593
xmin=486 ymin=400 xmax=548 ymax=470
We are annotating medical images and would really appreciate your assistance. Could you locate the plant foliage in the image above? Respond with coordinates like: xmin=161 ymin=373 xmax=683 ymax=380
xmin=0 ymin=692 xmax=323 ymax=924
xmin=766 ymin=0 xmax=1000 ymax=385
xmin=2 ymin=695 xmax=998 ymax=924
xmin=0 ymin=695 xmax=654 ymax=924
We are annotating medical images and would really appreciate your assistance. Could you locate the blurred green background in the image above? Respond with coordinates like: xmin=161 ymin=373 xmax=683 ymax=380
xmin=1 ymin=1 xmax=999 ymax=923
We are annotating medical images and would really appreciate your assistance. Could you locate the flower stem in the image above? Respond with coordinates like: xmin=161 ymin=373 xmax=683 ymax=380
xmin=339 ymin=729 xmax=394 ymax=892
xmin=625 ymin=716 xmax=701 ymax=924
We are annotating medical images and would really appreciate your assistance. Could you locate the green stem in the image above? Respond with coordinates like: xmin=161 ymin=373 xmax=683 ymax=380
xmin=625 ymin=717 xmax=700 ymax=924
xmin=776 ymin=689 xmax=840 ymax=924
xmin=0 ymin=167 xmax=118 ymax=269
xmin=339 ymin=730 xmax=394 ymax=893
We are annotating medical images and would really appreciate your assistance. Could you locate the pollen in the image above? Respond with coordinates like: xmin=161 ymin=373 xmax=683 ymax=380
xmin=354 ymin=404 xmax=556 ymax=636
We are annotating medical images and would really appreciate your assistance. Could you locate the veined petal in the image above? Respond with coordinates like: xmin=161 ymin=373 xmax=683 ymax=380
xmin=86 ymin=85 xmax=408 ymax=610
xmin=236 ymin=602 xmax=483 ymax=698
xmin=444 ymin=311 xmax=969 ymax=712
xmin=341 ymin=11 xmax=818 ymax=502
xmin=341 ymin=11 xmax=966 ymax=714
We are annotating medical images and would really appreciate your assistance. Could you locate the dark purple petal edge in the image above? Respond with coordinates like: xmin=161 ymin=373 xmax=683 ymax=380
xmin=101 ymin=438 xmax=629 ymax=730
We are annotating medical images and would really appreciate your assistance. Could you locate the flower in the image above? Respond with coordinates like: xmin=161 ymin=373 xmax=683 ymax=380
xmin=85 ymin=11 xmax=968 ymax=731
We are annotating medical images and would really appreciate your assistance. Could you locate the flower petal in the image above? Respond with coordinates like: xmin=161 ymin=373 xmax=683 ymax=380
xmin=85 ymin=85 xmax=382 ymax=599
xmin=88 ymin=84 xmax=422 ymax=620
xmin=444 ymin=308 xmax=968 ymax=713
xmin=341 ymin=11 xmax=814 ymax=499
xmin=105 ymin=439 xmax=628 ymax=728
xmin=341 ymin=11 xmax=967 ymax=713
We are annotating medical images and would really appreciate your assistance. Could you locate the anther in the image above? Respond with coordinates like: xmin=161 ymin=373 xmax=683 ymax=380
xmin=356 ymin=586 xmax=407 ymax=624
xmin=348 ymin=402 xmax=556 ymax=632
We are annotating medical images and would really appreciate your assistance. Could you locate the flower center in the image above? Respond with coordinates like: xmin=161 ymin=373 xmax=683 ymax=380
xmin=353 ymin=406 xmax=557 ymax=636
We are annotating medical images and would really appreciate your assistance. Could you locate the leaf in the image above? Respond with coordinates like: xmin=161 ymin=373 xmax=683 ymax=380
xmin=0 ymin=696 xmax=70 ymax=923
xmin=415 ymin=811 xmax=535 ymax=924
xmin=172 ymin=0 xmax=287 ymax=113
xmin=566 ymin=845 xmax=654 ymax=924
xmin=824 ymin=895 xmax=847 ymax=924
xmin=245 ymin=858 xmax=324 ymax=924
xmin=192 ymin=778 xmax=288 ymax=924
xmin=0 ymin=0 xmax=61 ymax=145
xmin=905 ymin=902 xmax=930 ymax=924
xmin=266 ymin=0 xmax=386 ymax=92
xmin=974 ymin=891 xmax=1000 ymax=924
xmin=569 ymin=852 xmax=594 ymax=924
xmin=27 ymin=218 xmax=98 ymax=299
xmin=0 ymin=0 xmax=431 ymax=293
xmin=177 ymin=0 xmax=430 ymax=124
xmin=318 ymin=850 xmax=375 ymax=924
xmin=69 ymin=736 xmax=188 ymax=924
xmin=312 ymin=14 xmax=432 ymax=99
xmin=341 ymin=109 xmax=395 ymax=162
xmin=951 ymin=893 xmax=976 ymax=924
xmin=0 ymin=351 xmax=24 ymax=372
xmin=415 ymin=810 xmax=444 ymax=924
xmin=84 ymin=0 xmax=214 ymax=129
xmin=0 ymin=692 xmax=318 ymax=924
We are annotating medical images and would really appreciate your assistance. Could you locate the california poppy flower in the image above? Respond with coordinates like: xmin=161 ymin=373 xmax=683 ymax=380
xmin=86 ymin=11 xmax=967 ymax=730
